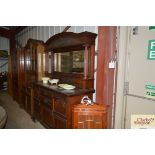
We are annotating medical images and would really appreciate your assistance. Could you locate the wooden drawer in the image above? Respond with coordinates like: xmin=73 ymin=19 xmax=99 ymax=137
xmin=40 ymin=96 xmax=52 ymax=110
xmin=53 ymin=113 xmax=67 ymax=129
xmin=53 ymin=95 xmax=67 ymax=117
xmin=40 ymin=88 xmax=52 ymax=98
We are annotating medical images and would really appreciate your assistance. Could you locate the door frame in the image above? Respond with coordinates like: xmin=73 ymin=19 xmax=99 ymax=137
xmin=114 ymin=26 xmax=129 ymax=128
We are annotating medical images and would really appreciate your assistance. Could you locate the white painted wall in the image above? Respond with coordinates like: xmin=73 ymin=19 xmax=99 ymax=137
xmin=0 ymin=37 xmax=9 ymax=73
xmin=16 ymin=26 xmax=98 ymax=101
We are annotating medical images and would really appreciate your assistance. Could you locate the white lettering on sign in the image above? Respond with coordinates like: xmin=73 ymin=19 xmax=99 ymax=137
xmin=150 ymin=50 xmax=155 ymax=59
xmin=148 ymin=40 xmax=155 ymax=60
xmin=151 ymin=41 xmax=155 ymax=49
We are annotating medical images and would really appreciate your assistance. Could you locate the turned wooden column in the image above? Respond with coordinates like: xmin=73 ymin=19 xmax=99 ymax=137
xmin=90 ymin=44 xmax=95 ymax=79
xmin=84 ymin=45 xmax=89 ymax=79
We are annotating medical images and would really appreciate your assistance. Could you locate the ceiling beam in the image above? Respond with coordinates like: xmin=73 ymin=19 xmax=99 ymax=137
xmin=62 ymin=26 xmax=71 ymax=32
xmin=15 ymin=26 xmax=27 ymax=34
xmin=11 ymin=26 xmax=27 ymax=35
xmin=0 ymin=26 xmax=27 ymax=38
xmin=0 ymin=28 xmax=11 ymax=38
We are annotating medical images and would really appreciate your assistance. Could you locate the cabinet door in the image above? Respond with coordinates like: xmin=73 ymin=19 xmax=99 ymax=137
xmin=21 ymin=89 xmax=26 ymax=110
xmin=41 ymin=106 xmax=53 ymax=128
xmin=26 ymin=94 xmax=31 ymax=114
xmin=40 ymin=96 xmax=53 ymax=128
xmin=33 ymin=85 xmax=39 ymax=98
xmin=53 ymin=113 xmax=67 ymax=129
xmin=26 ymin=87 xmax=32 ymax=114
xmin=33 ymin=98 xmax=41 ymax=120
xmin=53 ymin=95 xmax=67 ymax=117
xmin=73 ymin=111 xmax=107 ymax=129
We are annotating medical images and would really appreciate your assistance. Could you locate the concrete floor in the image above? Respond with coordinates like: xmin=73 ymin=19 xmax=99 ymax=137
xmin=0 ymin=90 xmax=45 ymax=129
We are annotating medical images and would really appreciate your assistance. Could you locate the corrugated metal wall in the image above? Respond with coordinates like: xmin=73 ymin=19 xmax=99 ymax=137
xmin=0 ymin=37 xmax=9 ymax=73
xmin=16 ymin=26 xmax=98 ymax=49
xmin=15 ymin=26 xmax=98 ymax=101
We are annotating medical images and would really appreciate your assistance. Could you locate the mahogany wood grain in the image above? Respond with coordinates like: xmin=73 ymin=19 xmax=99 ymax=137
xmin=96 ymin=26 xmax=117 ymax=128
xmin=33 ymin=83 xmax=94 ymax=128
xmin=72 ymin=103 xmax=107 ymax=129
xmin=45 ymin=31 xmax=97 ymax=89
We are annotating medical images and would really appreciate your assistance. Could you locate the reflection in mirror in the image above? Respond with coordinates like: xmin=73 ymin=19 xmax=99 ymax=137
xmin=54 ymin=50 xmax=84 ymax=73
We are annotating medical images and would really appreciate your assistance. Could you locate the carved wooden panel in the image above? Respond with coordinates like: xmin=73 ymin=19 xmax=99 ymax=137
xmin=53 ymin=94 xmax=67 ymax=117
xmin=75 ymin=113 xmax=106 ymax=129
xmin=53 ymin=113 xmax=67 ymax=129
xmin=45 ymin=32 xmax=97 ymax=52
xmin=72 ymin=104 xmax=107 ymax=129
xmin=41 ymin=105 xmax=53 ymax=128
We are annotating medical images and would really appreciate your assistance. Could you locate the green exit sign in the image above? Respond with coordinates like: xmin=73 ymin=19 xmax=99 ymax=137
xmin=149 ymin=26 xmax=155 ymax=30
xmin=148 ymin=40 xmax=155 ymax=60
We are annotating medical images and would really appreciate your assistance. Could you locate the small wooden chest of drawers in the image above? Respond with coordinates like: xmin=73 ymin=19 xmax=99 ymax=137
xmin=72 ymin=103 xmax=107 ymax=129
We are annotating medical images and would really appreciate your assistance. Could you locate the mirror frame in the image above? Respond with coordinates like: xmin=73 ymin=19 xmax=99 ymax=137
xmin=45 ymin=31 xmax=97 ymax=89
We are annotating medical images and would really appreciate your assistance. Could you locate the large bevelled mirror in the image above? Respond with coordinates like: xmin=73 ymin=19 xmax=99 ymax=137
xmin=54 ymin=50 xmax=84 ymax=73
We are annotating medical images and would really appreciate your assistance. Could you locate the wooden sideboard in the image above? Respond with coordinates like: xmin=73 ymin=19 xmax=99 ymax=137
xmin=32 ymin=82 xmax=94 ymax=128
xmin=9 ymin=31 xmax=107 ymax=129
xmin=31 ymin=31 xmax=98 ymax=129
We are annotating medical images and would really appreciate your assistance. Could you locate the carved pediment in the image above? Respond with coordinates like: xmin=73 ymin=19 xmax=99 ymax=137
xmin=25 ymin=39 xmax=44 ymax=48
xmin=45 ymin=31 xmax=97 ymax=52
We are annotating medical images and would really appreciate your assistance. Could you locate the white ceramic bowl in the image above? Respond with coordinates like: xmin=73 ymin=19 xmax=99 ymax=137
xmin=42 ymin=77 xmax=50 ymax=84
xmin=49 ymin=79 xmax=59 ymax=85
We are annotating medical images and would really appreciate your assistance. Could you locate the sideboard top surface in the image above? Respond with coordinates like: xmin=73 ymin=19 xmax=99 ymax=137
xmin=34 ymin=82 xmax=95 ymax=97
